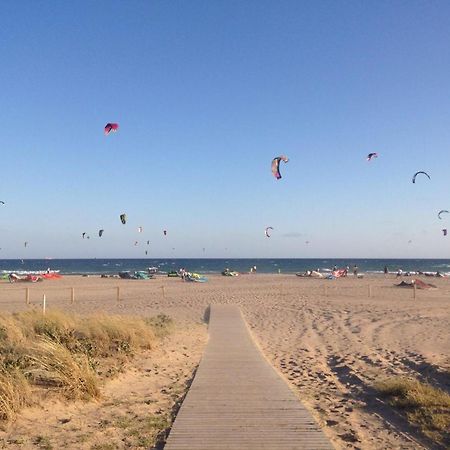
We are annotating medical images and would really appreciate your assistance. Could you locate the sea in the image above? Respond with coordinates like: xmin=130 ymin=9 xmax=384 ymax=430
xmin=1 ymin=259 xmax=450 ymax=276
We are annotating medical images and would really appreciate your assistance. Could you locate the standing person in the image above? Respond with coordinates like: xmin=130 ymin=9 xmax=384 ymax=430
xmin=384 ymin=265 xmax=388 ymax=276
xmin=353 ymin=265 xmax=358 ymax=277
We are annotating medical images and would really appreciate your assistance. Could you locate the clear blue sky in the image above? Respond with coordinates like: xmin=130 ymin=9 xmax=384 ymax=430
xmin=1 ymin=1 xmax=450 ymax=258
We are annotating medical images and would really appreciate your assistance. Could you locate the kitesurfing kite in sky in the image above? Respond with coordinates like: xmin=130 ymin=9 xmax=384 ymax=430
xmin=412 ymin=171 xmax=431 ymax=183
xmin=265 ymin=226 xmax=274 ymax=238
xmin=438 ymin=210 xmax=449 ymax=220
xmin=99 ymin=229 xmax=104 ymax=237
xmin=138 ymin=227 xmax=143 ymax=233
xmin=443 ymin=229 xmax=448 ymax=236
xmin=163 ymin=230 xmax=167 ymax=236
xmin=367 ymin=153 xmax=378 ymax=161
xmin=24 ymin=242 xmax=28 ymax=247
xmin=271 ymin=156 xmax=289 ymax=180
xmin=120 ymin=214 xmax=126 ymax=225
xmin=82 ymin=232 xmax=86 ymax=239
xmin=104 ymin=123 xmax=119 ymax=135
xmin=0 ymin=201 xmax=5 ymax=205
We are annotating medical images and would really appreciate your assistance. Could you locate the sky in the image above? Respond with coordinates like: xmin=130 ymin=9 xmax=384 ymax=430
xmin=1 ymin=0 xmax=450 ymax=259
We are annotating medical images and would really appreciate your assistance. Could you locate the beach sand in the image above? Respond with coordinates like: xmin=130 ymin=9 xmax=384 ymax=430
xmin=0 ymin=274 xmax=448 ymax=449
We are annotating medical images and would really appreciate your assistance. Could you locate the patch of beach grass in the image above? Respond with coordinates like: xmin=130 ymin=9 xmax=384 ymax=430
xmin=0 ymin=309 xmax=172 ymax=423
xmin=145 ymin=314 xmax=174 ymax=338
xmin=375 ymin=377 xmax=450 ymax=445
xmin=0 ymin=369 xmax=31 ymax=422
xmin=26 ymin=337 xmax=100 ymax=400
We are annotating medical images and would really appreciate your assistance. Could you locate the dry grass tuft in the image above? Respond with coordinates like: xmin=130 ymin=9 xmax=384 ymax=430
xmin=26 ymin=337 xmax=100 ymax=400
xmin=375 ymin=377 xmax=450 ymax=446
xmin=0 ymin=309 xmax=172 ymax=423
xmin=0 ymin=369 xmax=31 ymax=421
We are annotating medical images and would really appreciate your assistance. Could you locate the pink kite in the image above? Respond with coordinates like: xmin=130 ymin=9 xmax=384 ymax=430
xmin=104 ymin=123 xmax=119 ymax=135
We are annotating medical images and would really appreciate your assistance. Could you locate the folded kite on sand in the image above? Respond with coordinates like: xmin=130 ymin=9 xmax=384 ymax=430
xmin=395 ymin=279 xmax=437 ymax=290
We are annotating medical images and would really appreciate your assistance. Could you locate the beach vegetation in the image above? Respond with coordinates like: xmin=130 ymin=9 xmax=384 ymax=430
xmin=0 ymin=309 xmax=171 ymax=424
xmin=375 ymin=377 xmax=450 ymax=446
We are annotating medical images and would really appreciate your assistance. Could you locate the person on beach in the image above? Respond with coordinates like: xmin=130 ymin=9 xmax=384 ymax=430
xmin=353 ymin=265 xmax=358 ymax=277
xmin=384 ymin=266 xmax=388 ymax=275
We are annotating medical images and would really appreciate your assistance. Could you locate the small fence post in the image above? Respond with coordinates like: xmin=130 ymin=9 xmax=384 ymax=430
xmin=70 ymin=287 xmax=75 ymax=304
xmin=160 ymin=286 xmax=166 ymax=298
xmin=25 ymin=288 xmax=30 ymax=305
xmin=413 ymin=283 xmax=416 ymax=299
xmin=42 ymin=294 xmax=46 ymax=315
xmin=116 ymin=286 xmax=121 ymax=302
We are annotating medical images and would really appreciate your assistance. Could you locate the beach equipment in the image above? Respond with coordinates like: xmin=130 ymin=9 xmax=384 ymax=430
xmin=265 ymin=226 xmax=273 ymax=238
xmin=367 ymin=152 xmax=378 ymax=161
xmin=120 ymin=213 xmax=126 ymax=224
xmin=438 ymin=210 xmax=449 ymax=219
xmin=271 ymin=155 xmax=289 ymax=180
xmin=412 ymin=171 xmax=430 ymax=183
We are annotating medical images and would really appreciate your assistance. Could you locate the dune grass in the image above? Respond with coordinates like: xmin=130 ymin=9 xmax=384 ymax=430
xmin=375 ymin=377 xmax=450 ymax=446
xmin=0 ymin=309 xmax=171 ymax=423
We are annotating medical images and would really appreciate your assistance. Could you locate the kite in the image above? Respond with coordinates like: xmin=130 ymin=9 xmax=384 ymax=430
xmin=271 ymin=156 xmax=289 ymax=180
xmin=82 ymin=232 xmax=86 ymax=239
xmin=120 ymin=214 xmax=126 ymax=225
xmin=134 ymin=241 xmax=138 ymax=246
xmin=438 ymin=210 xmax=449 ymax=220
xmin=138 ymin=227 xmax=143 ymax=233
xmin=367 ymin=153 xmax=378 ymax=161
xmin=265 ymin=226 xmax=274 ymax=238
xmin=104 ymin=123 xmax=119 ymax=135
xmin=412 ymin=171 xmax=430 ymax=183
xmin=99 ymin=229 xmax=104 ymax=237
xmin=147 ymin=240 xmax=150 ymax=245
xmin=163 ymin=230 xmax=167 ymax=236
xmin=24 ymin=242 xmax=28 ymax=247
xmin=145 ymin=250 xmax=148 ymax=255
xmin=0 ymin=201 xmax=5 ymax=204
xmin=443 ymin=229 xmax=448 ymax=236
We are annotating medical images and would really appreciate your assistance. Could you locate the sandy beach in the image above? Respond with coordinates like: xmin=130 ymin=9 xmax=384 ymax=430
xmin=0 ymin=274 xmax=448 ymax=449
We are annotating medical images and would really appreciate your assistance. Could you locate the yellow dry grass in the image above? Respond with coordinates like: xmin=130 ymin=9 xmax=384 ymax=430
xmin=0 ymin=309 xmax=170 ymax=424
xmin=375 ymin=377 xmax=450 ymax=446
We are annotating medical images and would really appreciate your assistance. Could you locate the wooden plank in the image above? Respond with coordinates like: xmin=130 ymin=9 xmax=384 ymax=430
xmin=164 ymin=304 xmax=333 ymax=449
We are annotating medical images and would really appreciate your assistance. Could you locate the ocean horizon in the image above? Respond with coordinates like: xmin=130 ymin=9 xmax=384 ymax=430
xmin=1 ymin=258 xmax=450 ymax=276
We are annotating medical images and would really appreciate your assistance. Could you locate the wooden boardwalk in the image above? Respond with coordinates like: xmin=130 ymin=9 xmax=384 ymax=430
xmin=164 ymin=304 xmax=333 ymax=450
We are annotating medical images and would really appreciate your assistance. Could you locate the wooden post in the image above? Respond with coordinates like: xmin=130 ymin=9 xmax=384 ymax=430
xmin=70 ymin=287 xmax=75 ymax=304
xmin=161 ymin=286 xmax=166 ymax=298
xmin=413 ymin=283 xmax=416 ymax=299
xmin=25 ymin=288 xmax=30 ymax=305
xmin=42 ymin=294 xmax=46 ymax=315
xmin=116 ymin=286 xmax=121 ymax=302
